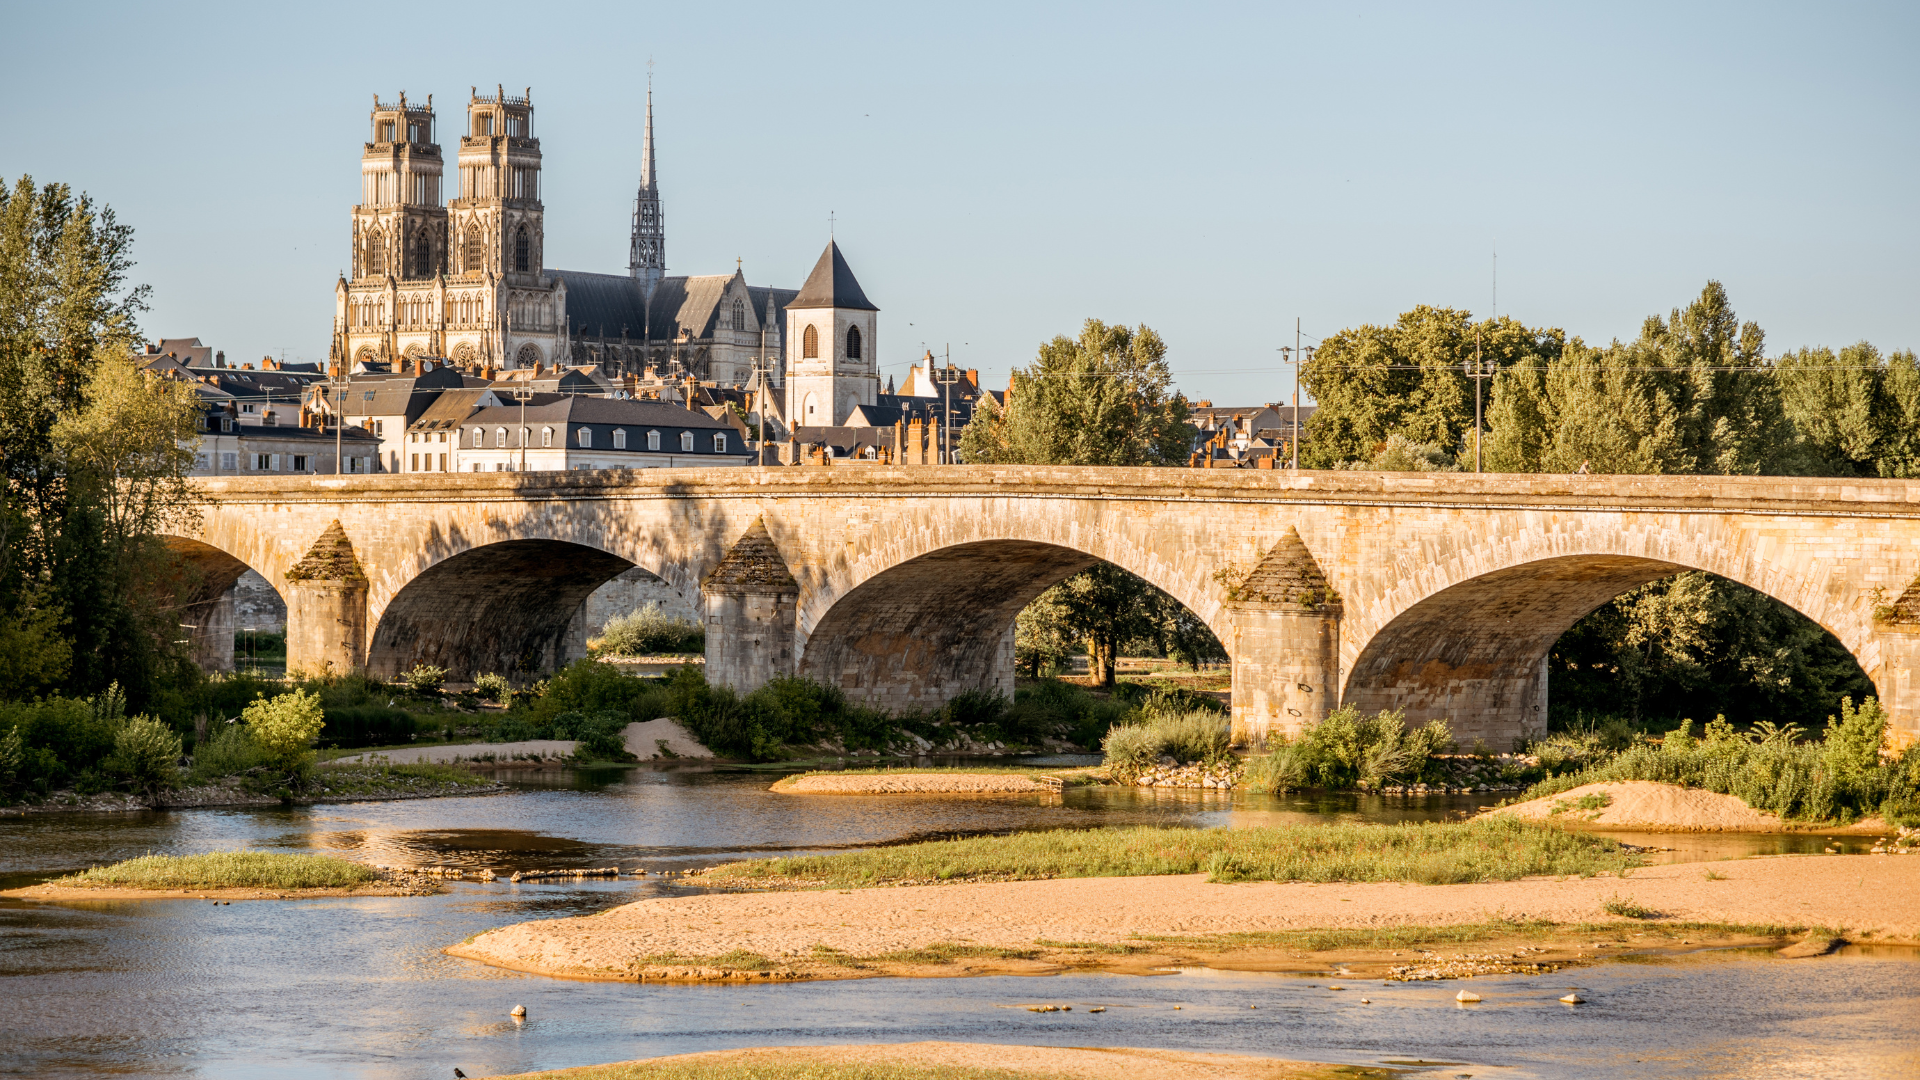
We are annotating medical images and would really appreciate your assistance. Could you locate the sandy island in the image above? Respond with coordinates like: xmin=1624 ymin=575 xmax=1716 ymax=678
xmin=775 ymin=772 xmax=1065 ymax=794
xmin=497 ymin=1042 xmax=1384 ymax=1080
xmin=445 ymin=854 xmax=1920 ymax=984
xmin=2 ymin=881 xmax=435 ymax=902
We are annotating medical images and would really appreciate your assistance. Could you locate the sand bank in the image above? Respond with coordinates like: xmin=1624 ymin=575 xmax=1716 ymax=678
xmin=497 ymin=1041 xmax=1373 ymax=1080
xmin=1487 ymin=780 xmax=1888 ymax=833
xmin=775 ymin=772 xmax=1058 ymax=794
xmin=328 ymin=719 xmax=712 ymax=767
xmin=445 ymin=853 xmax=1920 ymax=983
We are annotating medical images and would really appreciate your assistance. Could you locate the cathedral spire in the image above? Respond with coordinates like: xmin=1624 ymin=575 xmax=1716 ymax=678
xmin=629 ymin=74 xmax=665 ymax=297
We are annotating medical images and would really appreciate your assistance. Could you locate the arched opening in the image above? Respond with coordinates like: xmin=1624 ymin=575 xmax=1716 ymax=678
xmin=367 ymin=539 xmax=641 ymax=680
xmin=514 ymin=225 xmax=530 ymax=272
xmin=802 ymin=323 xmax=819 ymax=359
xmin=800 ymin=540 xmax=1223 ymax=712
xmin=1344 ymin=555 xmax=1872 ymax=745
xmin=846 ymin=325 xmax=862 ymax=360
xmin=410 ymin=230 xmax=433 ymax=278
xmin=162 ymin=538 xmax=286 ymax=675
xmin=362 ymin=228 xmax=385 ymax=277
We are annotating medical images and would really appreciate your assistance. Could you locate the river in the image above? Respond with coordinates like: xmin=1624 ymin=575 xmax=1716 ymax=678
xmin=1 ymin=761 xmax=1913 ymax=1079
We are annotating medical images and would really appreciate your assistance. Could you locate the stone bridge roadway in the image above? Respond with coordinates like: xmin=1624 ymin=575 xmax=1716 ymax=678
xmin=171 ymin=467 xmax=1920 ymax=746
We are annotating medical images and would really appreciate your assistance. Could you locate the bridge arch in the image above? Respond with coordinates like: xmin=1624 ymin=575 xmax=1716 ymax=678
xmin=788 ymin=500 xmax=1229 ymax=710
xmin=1338 ymin=511 xmax=1874 ymax=743
xmin=162 ymin=535 xmax=282 ymax=673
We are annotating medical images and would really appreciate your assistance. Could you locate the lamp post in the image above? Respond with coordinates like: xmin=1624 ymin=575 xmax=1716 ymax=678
xmin=513 ymin=386 xmax=533 ymax=471
xmin=1462 ymin=328 xmax=1494 ymax=473
xmin=749 ymin=352 xmax=777 ymax=466
xmin=931 ymin=352 xmax=961 ymax=464
xmin=1278 ymin=343 xmax=1314 ymax=469
xmin=325 ymin=376 xmax=350 ymax=473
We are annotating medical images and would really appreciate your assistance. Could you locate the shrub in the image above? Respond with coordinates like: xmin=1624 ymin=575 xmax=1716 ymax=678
xmin=190 ymin=722 xmax=269 ymax=782
xmin=596 ymin=603 xmax=705 ymax=656
xmin=402 ymin=664 xmax=447 ymax=694
xmin=104 ymin=714 xmax=182 ymax=796
xmin=561 ymin=710 xmax=636 ymax=762
xmin=241 ymin=690 xmax=326 ymax=769
xmin=473 ymin=672 xmax=510 ymax=702
xmin=1101 ymin=708 xmax=1231 ymax=774
xmin=0 ymin=695 xmax=117 ymax=793
xmin=1241 ymin=708 xmax=1453 ymax=793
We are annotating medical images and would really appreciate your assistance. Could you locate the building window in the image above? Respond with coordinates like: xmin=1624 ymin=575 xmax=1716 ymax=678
xmin=541 ymin=426 xmax=553 ymax=447
xmin=712 ymin=433 xmax=726 ymax=453
xmin=363 ymin=227 xmax=384 ymax=276
xmin=519 ymin=426 xmax=530 ymax=448
xmin=373 ymin=420 xmax=384 ymax=436
xmin=411 ymin=453 xmax=419 ymax=471
xmin=242 ymin=403 xmax=255 ymax=414
xmin=220 ymin=417 xmax=234 ymax=433
xmin=438 ymin=453 xmax=447 ymax=471
xmin=293 ymin=455 xmax=309 ymax=471
xmin=194 ymin=453 xmax=208 ymax=472
xmin=461 ymin=226 xmax=484 ymax=274
xmin=680 ymin=431 xmax=694 ymax=452
xmin=270 ymin=454 xmax=282 ymax=471
xmin=578 ymin=427 xmax=592 ymax=448
xmin=647 ymin=430 xmax=660 ymax=451
xmin=802 ymin=324 xmax=819 ymax=359
xmin=221 ymin=452 xmax=236 ymax=471
xmin=847 ymin=325 xmax=862 ymax=360
xmin=411 ymin=231 xmax=433 ymax=278
xmin=437 ymin=430 xmax=447 ymax=443
xmin=350 ymin=456 xmax=364 ymax=474
xmin=514 ymin=226 xmax=530 ymax=272
xmin=410 ymin=432 xmax=418 ymax=443
xmin=496 ymin=427 xmax=508 ymax=447
xmin=472 ymin=426 xmax=485 ymax=448
xmin=732 ymin=299 xmax=745 ymax=330
xmin=612 ymin=428 xmax=626 ymax=449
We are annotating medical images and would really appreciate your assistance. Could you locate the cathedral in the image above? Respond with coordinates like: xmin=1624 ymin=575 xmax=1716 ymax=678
xmin=330 ymin=85 xmax=884 ymax=424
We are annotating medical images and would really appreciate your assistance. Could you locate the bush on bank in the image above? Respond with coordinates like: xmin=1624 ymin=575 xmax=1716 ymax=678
xmin=1510 ymin=699 xmax=1920 ymax=825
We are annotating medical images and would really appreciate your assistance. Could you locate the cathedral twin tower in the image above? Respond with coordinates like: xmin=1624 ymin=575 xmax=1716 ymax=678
xmin=332 ymin=85 xmax=881 ymax=429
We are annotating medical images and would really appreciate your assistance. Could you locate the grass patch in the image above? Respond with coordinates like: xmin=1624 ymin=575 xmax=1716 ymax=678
xmin=55 ymin=851 xmax=381 ymax=890
xmin=1135 ymin=918 xmax=1803 ymax=952
xmin=1551 ymin=792 xmax=1613 ymax=815
xmin=1602 ymin=895 xmax=1657 ymax=919
xmin=311 ymin=761 xmax=497 ymax=797
xmin=703 ymin=818 xmax=1639 ymax=888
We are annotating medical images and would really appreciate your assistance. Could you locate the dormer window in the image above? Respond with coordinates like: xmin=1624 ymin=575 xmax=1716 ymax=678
xmin=647 ymin=430 xmax=660 ymax=451
xmin=612 ymin=428 xmax=627 ymax=449
xmin=680 ymin=431 xmax=694 ymax=452
xmin=541 ymin=426 xmax=553 ymax=447
xmin=712 ymin=433 xmax=727 ymax=453
xmin=496 ymin=427 xmax=508 ymax=447
xmin=577 ymin=427 xmax=592 ymax=448
xmin=471 ymin=426 xmax=485 ymax=448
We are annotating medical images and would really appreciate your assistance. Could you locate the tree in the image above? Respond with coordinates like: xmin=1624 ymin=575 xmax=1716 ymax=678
xmin=1300 ymin=308 xmax=1562 ymax=469
xmin=959 ymin=319 xmax=1192 ymax=467
xmin=242 ymin=689 xmax=325 ymax=770
xmin=0 ymin=175 xmax=198 ymax=714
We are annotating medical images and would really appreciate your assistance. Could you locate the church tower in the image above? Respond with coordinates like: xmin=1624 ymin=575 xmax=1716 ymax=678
xmin=443 ymin=86 xmax=566 ymax=369
xmin=784 ymin=241 xmax=878 ymax=427
xmin=351 ymin=93 xmax=444 ymax=282
xmin=628 ymin=83 xmax=665 ymax=299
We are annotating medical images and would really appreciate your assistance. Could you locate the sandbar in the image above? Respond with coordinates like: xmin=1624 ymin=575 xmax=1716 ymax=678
xmin=445 ymin=853 xmax=1920 ymax=983
xmin=2 ymin=882 xmax=433 ymax=901
xmin=1486 ymin=780 xmax=1888 ymax=833
xmin=775 ymin=772 xmax=1059 ymax=794
xmin=496 ymin=1041 xmax=1381 ymax=1080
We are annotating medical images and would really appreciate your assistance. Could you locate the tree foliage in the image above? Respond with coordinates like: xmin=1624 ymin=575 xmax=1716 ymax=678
xmin=0 ymin=175 xmax=200 ymax=717
xmin=241 ymin=689 xmax=326 ymax=769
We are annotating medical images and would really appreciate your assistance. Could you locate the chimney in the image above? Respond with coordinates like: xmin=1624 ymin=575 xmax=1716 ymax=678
xmin=1196 ymin=399 xmax=1212 ymax=408
xmin=1256 ymin=455 xmax=1274 ymax=470
xmin=215 ymin=350 xmax=225 ymax=367
xmin=262 ymin=355 xmax=276 ymax=370
xmin=966 ymin=368 xmax=978 ymax=390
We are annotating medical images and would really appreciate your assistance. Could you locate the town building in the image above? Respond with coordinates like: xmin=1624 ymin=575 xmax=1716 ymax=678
xmin=1187 ymin=402 xmax=1315 ymax=468
xmin=409 ymin=394 xmax=753 ymax=472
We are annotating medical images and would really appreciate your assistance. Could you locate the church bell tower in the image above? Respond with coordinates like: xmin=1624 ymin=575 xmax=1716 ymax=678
xmin=784 ymin=241 xmax=879 ymax=427
xmin=628 ymin=82 xmax=664 ymax=299
xmin=352 ymin=93 xmax=444 ymax=281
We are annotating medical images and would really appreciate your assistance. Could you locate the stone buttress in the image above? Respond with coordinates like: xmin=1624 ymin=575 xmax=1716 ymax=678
xmin=701 ymin=517 xmax=799 ymax=692
xmin=1225 ymin=527 xmax=1341 ymax=744
xmin=283 ymin=520 xmax=368 ymax=676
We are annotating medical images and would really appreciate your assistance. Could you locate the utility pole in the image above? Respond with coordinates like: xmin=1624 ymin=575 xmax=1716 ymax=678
xmin=932 ymin=346 xmax=960 ymax=464
xmin=326 ymin=376 xmax=349 ymax=474
xmin=1293 ymin=318 xmax=1302 ymax=470
xmin=1463 ymin=327 xmax=1493 ymax=473
xmin=514 ymin=385 xmax=533 ymax=471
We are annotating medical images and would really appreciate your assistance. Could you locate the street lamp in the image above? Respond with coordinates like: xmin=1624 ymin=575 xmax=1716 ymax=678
xmin=325 ymin=376 xmax=350 ymax=474
xmin=1462 ymin=328 xmax=1494 ymax=473
xmin=513 ymin=386 xmax=534 ymax=471
xmin=1278 ymin=343 xmax=1314 ymax=470
xmin=931 ymin=351 xmax=961 ymax=464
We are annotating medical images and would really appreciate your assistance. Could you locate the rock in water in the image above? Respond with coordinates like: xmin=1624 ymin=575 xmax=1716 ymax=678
xmin=509 ymin=1005 xmax=526 ymax=1017
xmin=1455 ymin=990 xmax=1481 ymax=1003
xmin=1560 ymin=993 xmax=1585 ymax=1004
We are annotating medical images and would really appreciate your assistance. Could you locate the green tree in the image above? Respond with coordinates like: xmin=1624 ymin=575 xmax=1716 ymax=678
xmin=241 ymin=689 xmax=325 ymax=770
xmin=0 ymin=176 xmax=200 ymax=714
xmin=959 ymin=319 xmax=1193 ymax=467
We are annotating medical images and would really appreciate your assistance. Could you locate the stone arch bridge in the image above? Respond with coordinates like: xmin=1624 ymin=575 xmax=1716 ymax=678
xmin=173 ymin=468 xmax=1920 ymax=746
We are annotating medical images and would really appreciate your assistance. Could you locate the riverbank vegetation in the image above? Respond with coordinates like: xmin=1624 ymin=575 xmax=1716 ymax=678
xmin=55 ymin=850 xmax=380 ymax=890
xmin=702 ymin=818 xmax=1636 ymax=888
xmin=1511 ymin=701 xmax=1920 ymax=825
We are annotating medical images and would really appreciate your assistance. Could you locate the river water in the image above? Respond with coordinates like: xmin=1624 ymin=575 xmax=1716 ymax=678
xmin=2 ymin=762 xmax=1914 ymax=1079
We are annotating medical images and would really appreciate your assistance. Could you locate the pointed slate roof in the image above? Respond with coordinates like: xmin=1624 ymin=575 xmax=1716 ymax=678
xmin=283 ymin=521 xmax=368 ymax=584
xmin=788 ymin=241 xmax=877 ymax=311
xmin=1230 ymin=527 xmax=1337 ymax=607
xmin=702 ymin=517 xmax=798 ymax=594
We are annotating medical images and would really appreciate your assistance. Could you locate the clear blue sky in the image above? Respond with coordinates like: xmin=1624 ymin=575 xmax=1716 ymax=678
xmin=5 ymin=1 xmax=1914 ymax=404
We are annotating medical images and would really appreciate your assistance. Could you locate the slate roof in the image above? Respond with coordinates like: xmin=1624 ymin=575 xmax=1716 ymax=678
xmin=789 ymin=241 xmax=876 ymax=311
xmin=550 ymin=270 xmax=649 ymax=339
xmin=550 ymin=269 xmax=800 ymax=344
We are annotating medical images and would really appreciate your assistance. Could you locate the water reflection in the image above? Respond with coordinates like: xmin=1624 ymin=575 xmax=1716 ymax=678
xmin=1 ymin=760 xmax=1910 ymax=1079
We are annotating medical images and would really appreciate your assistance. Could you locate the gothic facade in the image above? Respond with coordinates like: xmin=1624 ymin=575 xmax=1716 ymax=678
xmin=330 ymin=85 xmax=861 ymax=384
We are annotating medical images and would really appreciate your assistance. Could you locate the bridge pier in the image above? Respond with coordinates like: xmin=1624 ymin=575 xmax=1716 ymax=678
xmin=702 ymin=518 xmax=800 ymax=693
xmin=283 ymin=522 xmax=369 ymax=677
xmin=186 ymin=586 xmax=236 ymax=673
xmin=1228 ymin=600 xmax=1340 ymax=744
xmin=1873 ymin=620 xmax=1920 ymax=751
